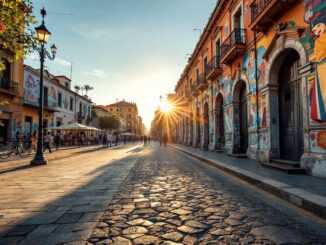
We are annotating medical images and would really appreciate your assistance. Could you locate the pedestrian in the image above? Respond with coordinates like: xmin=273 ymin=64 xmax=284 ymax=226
xmin=50 ymin=132 xmax=54 ymax=149
xmin=54 ymin=132 xmax=60 ymax=151
xmin=107 ymin=133 xmax=112 ymax=147
xmin=115 ymin=133 xmax=119 ymax=146
xmin=103 ymin=134 xmax=107 ymax=147
xmin=112 ymin=134 xmax=116 ymax=146
xmin=43 ymin=132 xmax=52 ymax=153
xmin=31 ymin=131 xmax=37 ymax=152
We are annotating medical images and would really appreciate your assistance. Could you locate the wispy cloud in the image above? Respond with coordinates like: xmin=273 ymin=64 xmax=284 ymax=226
xmin=27 ymin=52 xmax=39 ymax=61
xmin=55 ymin=57 xmax=71 ymax=67
xmin=83 ymin=69 xmax=108 ymax=78
xmin=72 ymin=23 xmax=111 ymax=40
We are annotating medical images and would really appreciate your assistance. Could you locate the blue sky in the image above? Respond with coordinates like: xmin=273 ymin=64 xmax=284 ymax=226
xmin=27 ymin=0 xmax=216 ymax=129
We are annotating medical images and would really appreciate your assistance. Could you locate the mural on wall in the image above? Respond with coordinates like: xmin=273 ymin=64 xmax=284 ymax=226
xmin=24 ymin=73 xmax=39 ymax=106
xmin=224 ymin=106 xmax=233 ymax=133
xmin=48 ymin=85 xmax=58 ymax=108
xmin=259 ymin=132 xmax=269 ymax=149
xmin=304 ymin=1 xmax=326 ymax=122
xmin=258 ymin=92 xmax=268 ymax=127
xmin=310 ymin=130 xmax=326 ymax=153
xmin=220 ymin=76 xmax=232 ymax=104
xmin=63 ymin=94 xmax=69 ymax=109
xmin=242 ymin=46 xmax=267 ymax=92
xmin=248 ymin=94 xmax=257 ymax=130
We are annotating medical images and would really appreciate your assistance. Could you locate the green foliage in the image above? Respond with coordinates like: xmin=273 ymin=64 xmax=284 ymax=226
xmin=98 ymin=114 xmax=121 ymax=130
xmin=0 ymin=0 xmax=36 ymax=70
xmin=74 ymin=85 xmax=80 ymax=93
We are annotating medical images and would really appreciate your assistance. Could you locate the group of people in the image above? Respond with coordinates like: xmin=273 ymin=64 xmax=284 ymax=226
xmin=100 ymin=133 xmax=118 ymax=147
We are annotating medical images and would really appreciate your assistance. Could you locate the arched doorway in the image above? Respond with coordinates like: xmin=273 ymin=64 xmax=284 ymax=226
xmin=196 ymin=107 xmax=200 ymax=147
xmin=278 ymin=50 xmax=303 ymax=161
xmin=233 ymin=80 xmax=248 ymax=154
xmin=215 ymin=94 xmax=224 ymax=150
xmin=189 ymin=112 xmax=193 ymax=145
xmin=203 ymin=102 xmax=209 ymax=149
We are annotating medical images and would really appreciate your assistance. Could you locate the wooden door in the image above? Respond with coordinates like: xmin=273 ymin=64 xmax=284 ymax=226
xmin=279 ymin=52 xmax=303 ymax=161
xmin=239 ymin=85 xmax=248 ymax=153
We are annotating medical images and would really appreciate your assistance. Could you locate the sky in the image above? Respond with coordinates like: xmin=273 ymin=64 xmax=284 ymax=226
xmin=26 ymin=0 xmax=216 ymax=129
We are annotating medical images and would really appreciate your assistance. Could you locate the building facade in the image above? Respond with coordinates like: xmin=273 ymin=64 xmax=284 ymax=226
xmin=0 ymin=54 xmax=24 ymax=143
xmin=171 ymin=0 xmax=326 ymax=178
xmin=104 ymin=100 xmax=140 ymax=135
xmin=23 ymin=66 xmax=92 ymax=136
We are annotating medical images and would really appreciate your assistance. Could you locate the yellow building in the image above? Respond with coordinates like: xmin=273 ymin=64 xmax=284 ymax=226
xmin=103 ymin=100 xmax=140 ymax=135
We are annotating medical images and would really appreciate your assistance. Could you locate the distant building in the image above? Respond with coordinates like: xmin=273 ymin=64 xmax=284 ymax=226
xmin=103 ymin=100 xmax=140 ymax=135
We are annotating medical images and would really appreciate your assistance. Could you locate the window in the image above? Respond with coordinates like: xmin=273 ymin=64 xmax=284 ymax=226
xmin=0 ymin=59 xmax=11 ymax=80
xmin=203 ymin=57 xmax=208 ymax=75
xmin=65 ymin=82 xmax=69 ymax=88
xmin=70 ymin=97 xmax=73 ymax=111
xmin=128 ymin=108 xmax=131 ymax=112
xmin=58 ymin=93 xmax=62 ymax=107
xmin=127 ymin=114 xmax=131 ymax=119
xmin=233 ymin=7 xmax=243 ymax=30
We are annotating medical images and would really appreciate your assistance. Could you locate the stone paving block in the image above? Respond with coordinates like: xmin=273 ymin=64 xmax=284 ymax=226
xmin=55 ymin=212 xmax=84 ymax=224
xmin=42 ymin=229 xmax=93 ymax=245
xmin=54 ymin=222 xmax=98 ymax=233
xmin=4 ymin=225 xmax=37 ymax=237
xmin=19 ymin=211 xmax=67 ymax=225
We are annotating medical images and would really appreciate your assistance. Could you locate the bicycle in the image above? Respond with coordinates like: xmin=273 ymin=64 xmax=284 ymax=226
xmin=0 ymin=141 xmax=31 ymax=159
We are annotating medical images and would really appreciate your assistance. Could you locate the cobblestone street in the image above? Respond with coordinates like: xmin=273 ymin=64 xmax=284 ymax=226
xmin=89 ymin=144 xmax=326 ymax=245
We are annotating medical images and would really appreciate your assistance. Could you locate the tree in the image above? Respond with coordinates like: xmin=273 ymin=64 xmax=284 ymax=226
xmin=83 ymin=85 xmax=93 ymax=96
xmin=0 ymin=0 xmax=36 ymax=71
xmin=98 ymin=114 xmax=121 ymax=130
xmin=74 ymin=85 xmax=80 ymax=93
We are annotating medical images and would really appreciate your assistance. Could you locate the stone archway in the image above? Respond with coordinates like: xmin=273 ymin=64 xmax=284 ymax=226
xmin=215 ymin=93 xmax=224 ymax=150
xmin=189 ymin=112 xmax=193 ymax=146
xmin=233 ymin=80 xmax=248 ymax=154
xmin=203 ymin=102 xmax=209 ymax=150
xmin=266 ymin=44 xmax=307 ymax=161
xmin=195 ymin=107 xmax=200 ymax=148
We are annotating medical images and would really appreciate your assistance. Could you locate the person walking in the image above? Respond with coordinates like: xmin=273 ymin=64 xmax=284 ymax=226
xmin=107 ymin=133 xmax=112 ymax=147
xmin=31 ymin=131 xmax=37 ymax=152
xmin=43 ymin=132 xmax=52 ymax=153
xmin=54 ymin=132 xmax=60 ymax=151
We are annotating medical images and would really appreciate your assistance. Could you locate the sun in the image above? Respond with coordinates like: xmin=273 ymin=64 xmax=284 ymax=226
xmin=161 ymin=101 xmax=174 ymax=113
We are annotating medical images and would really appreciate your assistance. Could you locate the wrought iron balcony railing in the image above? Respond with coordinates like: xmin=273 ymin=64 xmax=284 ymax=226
xmin=251 ymin=0 xmax=271 ymax=22
xmin=221 ymin=28 xmax=246 ymax=57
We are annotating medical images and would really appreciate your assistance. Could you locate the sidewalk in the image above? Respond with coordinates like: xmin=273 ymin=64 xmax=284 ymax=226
xmin=170 ymin=144 xmax=326 ymax=219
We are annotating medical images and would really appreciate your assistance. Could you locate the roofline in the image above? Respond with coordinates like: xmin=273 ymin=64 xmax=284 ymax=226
xmin=175 ymin=0 xmax=226 ymax=91
xmin=24 ymin=65 xmax=93 ymax=104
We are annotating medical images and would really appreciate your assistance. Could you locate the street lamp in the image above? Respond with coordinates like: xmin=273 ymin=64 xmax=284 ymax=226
xmin=30 ymin=7 xmax=57 ymax=166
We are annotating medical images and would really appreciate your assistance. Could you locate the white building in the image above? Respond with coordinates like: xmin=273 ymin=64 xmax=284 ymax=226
xmin=23 ymin=66 xmax=92 ymax=135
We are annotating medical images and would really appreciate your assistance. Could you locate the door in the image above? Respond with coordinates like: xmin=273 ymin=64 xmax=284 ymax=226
xmin=239 ymin=85 xmax=248 ymax=153
xmin=279 ymin=51 xmax=303 ymax=161
xmin=203 ymin=103 xmax=209 ymax=149
xmin=0 ymin=119 xmax=9 ymax=144
xmin=215 ymin=95 xmax=224 ymax=150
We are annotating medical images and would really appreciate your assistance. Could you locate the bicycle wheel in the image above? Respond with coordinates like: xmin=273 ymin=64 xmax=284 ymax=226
xmin=0 ymin=143 xmax=12 ymax=159
xmin=18 ymin=143 xmax=31 ymax=158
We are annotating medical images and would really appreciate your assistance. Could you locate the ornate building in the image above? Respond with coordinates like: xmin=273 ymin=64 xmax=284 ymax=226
xmin=171 ymin=0 xmax=326 ymax=178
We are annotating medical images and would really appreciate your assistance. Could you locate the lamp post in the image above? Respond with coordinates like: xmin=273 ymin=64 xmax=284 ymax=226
xmin=30 ymin=7 xmax=57 ymax=166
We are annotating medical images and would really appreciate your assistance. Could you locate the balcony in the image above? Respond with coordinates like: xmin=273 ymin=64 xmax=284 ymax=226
xmin=221 ymin=28 xmax=246 ymax=65
xmin=196 ymin=73 xmax=208 ymax=91
xmin=185 ymin=90 xmax=192 ymax=102
xmin=249 ymin=0 xmax=299 ymax=32
xmin=0 ymin=78 xmax=18 ymax=96
xmin=191 ymin=84 xmax=199 ymax=97
xmin=206 ymin=56 xmax=222 ymax=81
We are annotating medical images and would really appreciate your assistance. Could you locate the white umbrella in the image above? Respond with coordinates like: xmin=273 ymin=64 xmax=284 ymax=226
xmin=119 ymin=132 xmax=135 ymax=136
xmin=48 ymin=123 xmax=89 ymax=131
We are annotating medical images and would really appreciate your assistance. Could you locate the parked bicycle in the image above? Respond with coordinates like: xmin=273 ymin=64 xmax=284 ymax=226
xmin=0 ymin=141 xmax=31 ymax=159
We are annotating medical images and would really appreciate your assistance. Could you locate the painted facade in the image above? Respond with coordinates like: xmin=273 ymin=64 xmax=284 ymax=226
xmin=172 ymin=0 xmax=326 ymax=178
xmin=23 ymin=66 xmax=92 ymax=136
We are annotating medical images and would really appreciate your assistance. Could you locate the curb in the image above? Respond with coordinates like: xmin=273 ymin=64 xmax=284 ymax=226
xmin=169 ymin=144 xmax=326 ymax=219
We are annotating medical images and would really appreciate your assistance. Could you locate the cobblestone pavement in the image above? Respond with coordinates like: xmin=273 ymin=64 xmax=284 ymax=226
xmin=89 ymin=144 xmax=326 ymax=245
xmin=0 ymin=143 xmax=144 ymax=245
